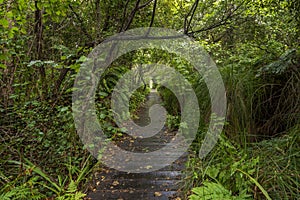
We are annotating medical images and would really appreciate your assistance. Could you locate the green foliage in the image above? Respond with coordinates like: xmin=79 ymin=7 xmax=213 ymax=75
xmin=189 ymin=181 xmax=251 ymax=200
xmin=236 ymin=169 xmax=271 ymax=200
xmin=0 ymin=179 xmax=45 ymax=200
xmin=0 ymin=99 xmax=93 ymax=198
xmin=158 ymin=86 xmax=180 ymax=116
xmin=251 ymin=125 xmax=300 ymax=199
xmin=1 ymin=155 xmax=92 ymax=199
xmin=129 ymin=87 xmax=150 ymax=114
xmin=185 ymin=135 xmax=259 ymax=197
xmin=94 ymin=63 xmax=151 ymax=138
xmin=1 ymin=0 xmax=299 ymax=199
xmin=166 ymin=115 xmax=180 ymax=131
xmin=185 ymin=126 xmax=300 ymax=199
xmin=257 ymin=49 xmax=298 ymax=76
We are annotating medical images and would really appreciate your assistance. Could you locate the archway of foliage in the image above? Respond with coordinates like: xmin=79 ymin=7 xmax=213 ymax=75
xmin=0 ymin=0 xmax=299 ymax=199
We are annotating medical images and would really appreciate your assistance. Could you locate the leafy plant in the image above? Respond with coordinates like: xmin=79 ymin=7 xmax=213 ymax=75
xmin=5 ymin=156 xmax=92 ymax=199
xmin=0 ymin=178 xmax=45 ymax=200
xmin=184 ymin=134 xmax=261 ymax=199
xmin=166 ymin=114 xmax=180 ymax=130
xmin=189 ymin=181 xmax=251 ymax=200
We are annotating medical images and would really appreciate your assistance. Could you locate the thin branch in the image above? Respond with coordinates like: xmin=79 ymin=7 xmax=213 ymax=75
xmin=184 ymin=0 xmax=200 ymax=34
xmin=69 ymin=4 xmax=92 ymax=40
xmin=102 ymin=34 xmax=186 ymax=44
xmin=122 ymin=0 xmax=154 ymax=31
xmin=137 ymin=0 xmax=154 ymax=9
xmin=187 ymin=2 xmax=245 ymax=36
xmin=188 ymin=19 xmax=230 ymax=36
xmin=119 ymin=0 xmax=131 ymax=32
xmin=149 ymin=0 xmax=157 ymax=28
xmin=123 ymin=0 xmax=141 ymax=31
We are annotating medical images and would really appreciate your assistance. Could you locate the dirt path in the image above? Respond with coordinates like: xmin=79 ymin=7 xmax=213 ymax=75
xmin=86 ymin=90 xmax=187 ymax=199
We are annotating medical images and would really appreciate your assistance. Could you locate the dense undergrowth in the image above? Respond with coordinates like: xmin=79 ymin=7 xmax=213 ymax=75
xmin=0 ymin=99 xmax=94 ymax=199
xmin=1 ymin=0 xmax=300 ymax=199
xmin=156 ymin=45 xmax=300 ymax=199
xmin=1 ymin=44 xmax=299 ymax=200
xmin=183 ymin=125 xmax=299 ymax=200
xmin=0 ymin=87 xmax=149 ymax=199
xmin=178 ymin=49 xmax=300 ymax=199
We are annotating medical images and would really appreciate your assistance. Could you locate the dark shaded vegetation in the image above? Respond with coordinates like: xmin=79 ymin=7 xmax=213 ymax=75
xmin=0 ymin=0 xmax=299 ymax=199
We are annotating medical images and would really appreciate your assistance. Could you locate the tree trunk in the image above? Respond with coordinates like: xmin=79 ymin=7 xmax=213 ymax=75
xmin=34 ymin=0 xmax=47 ymax=100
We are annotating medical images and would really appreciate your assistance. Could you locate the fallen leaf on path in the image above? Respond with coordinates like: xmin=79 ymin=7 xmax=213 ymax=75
xmin=154 ymin=192 xmax=162 ymax=197
xmin=145 ymin=165 xmax=153 ymax=169
xmin=112 ymin=180 xmax=119 ymax=186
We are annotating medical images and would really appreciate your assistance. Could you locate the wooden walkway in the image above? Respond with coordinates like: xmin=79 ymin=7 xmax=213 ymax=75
xmin=85 ymin=91 xmax=187 ymax=200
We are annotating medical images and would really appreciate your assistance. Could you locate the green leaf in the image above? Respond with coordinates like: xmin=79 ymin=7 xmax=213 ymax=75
xmin=60 ymin=107 xmax=69 ymax=112
xmin=206 ymin=166 xmax=220 ymax=179
xmin=69 ymin=64 xmax=80 ymax=72
xmin=236 ymin=169 xmax=272 ymax=200
xmin=0 ymin=19 xmax=9 ymax=28
xmin=98 ymin=91 xmax=108 ymax=97
xmin=28 ymin=60 xmax=43 ymax=67
xmin=44 ymin=60 xmax=55 ymax=65
xmin=99 ymin=113 xmax=106 ymax=119
xmin=77 ymin=56 xmax=87 ymax=63
xmin=67 ymin=180 xmax=77 ymax=193
xmin=0 ymin=63 xmax=7 ymax=69
xmin=6 ymin=11 xmax=13 ymax=18
xmin=37 ymin=2 xmax=42 ymax=10
xmin=189 ymin=181 xmax=251 ymax=200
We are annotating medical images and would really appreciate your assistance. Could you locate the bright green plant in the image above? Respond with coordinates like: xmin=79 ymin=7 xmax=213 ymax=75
xmin=185 ymin=134 xmax=262 ymax=199
xmin=0 ymin=177 xmax=45 ymax=200
xmin=5 ymin=156 xmax=92 ymax=199
xmin=189 ymin=181 xmax=251 ymax=200
xmin=185 ymin=125 xmax=300 ymax=199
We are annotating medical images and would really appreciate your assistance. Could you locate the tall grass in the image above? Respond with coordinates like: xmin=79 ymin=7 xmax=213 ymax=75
xmin=183 ymin=125 xmax=299 ymax=199
xmin=182 ymin=49 xmax=300 ymax=199
xmin=251 ymin=125 xmax=300 ymax=199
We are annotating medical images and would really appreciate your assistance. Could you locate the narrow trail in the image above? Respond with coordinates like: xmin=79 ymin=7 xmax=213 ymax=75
xmin=86 ymin=90 xmax=187 ymax=200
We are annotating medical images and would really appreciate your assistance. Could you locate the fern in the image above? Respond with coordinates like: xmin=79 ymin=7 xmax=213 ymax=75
xmin=0 ymin=184 xmax=45 ymax=200
xmin=55 ymin=180 xmax=86 ymax=200
xmin=4 ymin=156 xmax=91 ymax=200
xmin=189 ymin=181 xmax=251 ymax=200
